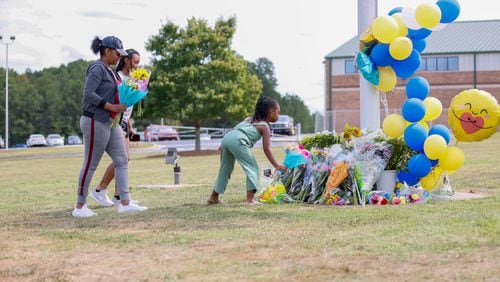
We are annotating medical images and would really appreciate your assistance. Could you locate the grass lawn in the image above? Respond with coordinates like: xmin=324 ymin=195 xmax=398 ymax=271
xmin=0 ymin=136 xmax=498 ymax=281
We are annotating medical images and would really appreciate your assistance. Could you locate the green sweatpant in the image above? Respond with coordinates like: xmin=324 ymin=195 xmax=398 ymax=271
xmin=214 ymin=130 xmax=259 ymax=194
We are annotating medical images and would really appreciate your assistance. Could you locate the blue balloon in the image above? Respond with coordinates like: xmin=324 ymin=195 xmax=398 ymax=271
xmin=402 ymin=98 xmax=426 ymax=123
xmin=408 ymin=154 xmax=432 ymax=178
xmin=412 ymin=39 xmax=426 ymax=53
xmin=388 ymin=7 xmax=403 ymax=16
xmin=430 ymin=159 xmax=439 ymax=167
xmin=437 ymin=0 xmax=460 ymax=23
xmin=404 ymin=123 xmax=428 ymax=152
xmin=397 ymin=170 xmax=419 ymax=186
xmin=391 ymin=50 xmax=421 ymax=79
xmin=370 ymin=44 xmax=395 ymax=67
xmin=408 ymin=28 xmax=432 ymax=40
xmin=406 ymin=76 xmax=430 ymax=100
xmin=428 ymin=124 xmax=451 ymax=144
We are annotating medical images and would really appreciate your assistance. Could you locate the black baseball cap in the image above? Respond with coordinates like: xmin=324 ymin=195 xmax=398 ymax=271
xmin=101 ymin=36 xmax=127 ymax=56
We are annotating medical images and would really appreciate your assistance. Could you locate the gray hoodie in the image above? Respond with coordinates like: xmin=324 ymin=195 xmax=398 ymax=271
xmin=82 ymin=60 xmax=120 ymax=124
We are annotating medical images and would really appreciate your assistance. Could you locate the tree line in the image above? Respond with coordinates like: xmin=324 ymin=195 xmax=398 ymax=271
xmin=0 ymin=17 xmax=314 ymax=146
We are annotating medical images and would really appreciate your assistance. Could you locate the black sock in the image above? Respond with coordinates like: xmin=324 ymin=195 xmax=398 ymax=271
xmin=114 ymin=195 xmax=120 ymax=200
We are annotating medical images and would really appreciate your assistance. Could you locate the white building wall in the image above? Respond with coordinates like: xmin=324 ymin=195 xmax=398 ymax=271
xmin=332 ymin=58 xmax=348 ymax=75
xmin=458 ymin=54 xmax=474 ymax=71
xmin=476 ymin=53 xmax=500 ymax=71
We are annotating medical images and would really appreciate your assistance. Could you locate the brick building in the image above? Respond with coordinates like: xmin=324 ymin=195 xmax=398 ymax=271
xmin=324 ymin=20 xmax=500 ymax=131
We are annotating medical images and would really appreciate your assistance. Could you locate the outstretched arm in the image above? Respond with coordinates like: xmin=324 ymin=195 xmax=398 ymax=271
xmin=257 ymin=124 xmax=286 ymax=171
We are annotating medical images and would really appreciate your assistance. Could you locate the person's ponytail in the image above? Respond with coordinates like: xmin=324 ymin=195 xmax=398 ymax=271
xmin=90 ymin=36 xmax=102 ymax=55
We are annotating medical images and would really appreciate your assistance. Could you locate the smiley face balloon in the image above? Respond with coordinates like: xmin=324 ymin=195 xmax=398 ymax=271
xmin=448 ymin=89 xmax=500 ymax=142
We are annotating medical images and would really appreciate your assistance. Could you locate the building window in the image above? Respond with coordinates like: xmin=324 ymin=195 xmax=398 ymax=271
xmin=448 ymin=56 xmax=459 ymax=70
xmin=345 ymin=59 xmax=357 ymax=74
xmin=420 ymin=56 xmax=459 ymax=71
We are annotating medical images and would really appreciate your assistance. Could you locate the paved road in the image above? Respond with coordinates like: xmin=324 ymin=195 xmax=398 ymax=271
xmin=154 ymin=135 xmax=302 ymax=152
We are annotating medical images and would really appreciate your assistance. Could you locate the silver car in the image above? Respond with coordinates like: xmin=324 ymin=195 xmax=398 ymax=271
xmin=67 ymin=135 xmax=82 ymax=145
xmin=26 ymin=134 xmax=47 ymax=147
xmin=47 ymin=134 xmax=65 ymax=146
xmin=0 ymin=135 xmax=4 ymax=148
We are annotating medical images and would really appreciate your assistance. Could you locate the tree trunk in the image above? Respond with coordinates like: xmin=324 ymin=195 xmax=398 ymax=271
xmin=195 ymin=123 xmax=201 ymax=151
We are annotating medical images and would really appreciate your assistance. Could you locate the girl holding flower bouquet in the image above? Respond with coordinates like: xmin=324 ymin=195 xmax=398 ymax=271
xmin=72 ymin=36 xmax=146 ymax=217
xmin=207 ymin=96 xmax=287 ymax=205
xmin=90 ymin=49 xmax=145 ymax=208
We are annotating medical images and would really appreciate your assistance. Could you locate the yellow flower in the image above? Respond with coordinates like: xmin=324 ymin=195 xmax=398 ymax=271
xmin=353 ymin=127 xmax=361 ymax=137
xmin=343 ymin=132 xmax=351 ymax=141
xmin=131 ymin=68 xmax=150 ymax=81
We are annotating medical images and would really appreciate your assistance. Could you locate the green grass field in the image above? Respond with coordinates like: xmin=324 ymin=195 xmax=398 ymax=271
xmin=0 ymin=136 xmax=499 ymax=281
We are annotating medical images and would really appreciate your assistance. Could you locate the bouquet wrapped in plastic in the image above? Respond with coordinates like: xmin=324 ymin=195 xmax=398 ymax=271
xmin=306 ymin=160 xmax=331 ymax=204
xmin=352 ymin=140 xmax=392 ymax=204
xmin=112 ymin=68 xmax=151 ymax=128
xmin=258 ymin=173 xmax=293 ymax=204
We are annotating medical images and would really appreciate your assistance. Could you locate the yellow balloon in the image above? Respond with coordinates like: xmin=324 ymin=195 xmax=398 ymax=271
xmin=420 ymin=167 xmax=443 ymax=191
xmin=389 ymin=37 xmax=413 ymax=60
xmin=377 ymin=66 xmax=397 ymax=92
xmin=448 ymin=89 xmax=500 ymax=142
xmin=383 ymin=114 xmax=406 ymax=138
xmin=423 ymin=97 xmax=443 ymax=121
xmin=391 ymin=13 xmax=408 ymax=37
xmin=372 ymin=15 xmax=399 ymax=43
xmin=424 ymin=135 xmax=447 ymax=160
xmin=415 ymin=3 xmax=441 ymax=29
xmin=439 ymin=146 xmax=465 ymax=171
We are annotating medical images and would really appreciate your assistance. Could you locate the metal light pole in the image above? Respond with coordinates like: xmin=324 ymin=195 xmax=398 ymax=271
xmin=358 ymin=0 xmax=380 ymax=130
xmin=0 ymin=35 xmax=15 ymax=150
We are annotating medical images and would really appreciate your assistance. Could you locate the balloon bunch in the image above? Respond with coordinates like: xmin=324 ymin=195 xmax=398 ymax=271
xmin=382 ymin=75 xmax=464 ymax=190
xmin=357 ymin=0 xmax=461 ymax=92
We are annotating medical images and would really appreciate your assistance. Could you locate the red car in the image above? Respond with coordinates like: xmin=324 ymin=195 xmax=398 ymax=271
xmin=144 ymin=125 xmax=180 ymax=141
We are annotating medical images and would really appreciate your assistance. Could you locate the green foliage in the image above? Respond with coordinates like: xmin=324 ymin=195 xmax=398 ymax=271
xmin=0 ymin=60 xmax=88 ymax=144
xmin=145 ymin=17 xmax=262 ymax=149
xmin=374 ymin=136 xmax=417 ymax=171
xmin=247 ymin=58 xmax=314 ymax=133
xmin=299 ymin=133 xmax=343 ymax=150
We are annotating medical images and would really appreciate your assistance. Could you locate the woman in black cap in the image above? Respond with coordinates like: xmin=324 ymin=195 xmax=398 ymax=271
xmin=72 ymin=36 xmax=147 ymax=217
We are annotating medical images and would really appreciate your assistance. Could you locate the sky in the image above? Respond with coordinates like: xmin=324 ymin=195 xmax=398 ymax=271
xmin=0 ymin=0 xmax=498 ymax=113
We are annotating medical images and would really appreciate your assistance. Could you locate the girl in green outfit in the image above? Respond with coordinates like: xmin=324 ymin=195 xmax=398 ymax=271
xmin=207 ymin=96 xmax=287 ymax=205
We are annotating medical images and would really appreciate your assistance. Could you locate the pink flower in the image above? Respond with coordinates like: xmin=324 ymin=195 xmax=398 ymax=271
xmin=298 ymin=144 xmax=305 ymax=150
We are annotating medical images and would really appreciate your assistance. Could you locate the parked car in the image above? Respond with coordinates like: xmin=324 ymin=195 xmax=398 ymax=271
xmin=144 ymin=125 xmax=180 ymax=141
xmin=67 ymin=135 xmax=82 ymax=145
xmin=14 ymin=144 xmax=28 ymax=148
xmin=0 ymin=135 xmax=4 ymax=149
xmin=26 ymin=134 xmax=47 ymax=147
xmin=47 ymin=134 xmax=65 ymax=146
xmin=269 ymin=115 xmax=295 ymax=135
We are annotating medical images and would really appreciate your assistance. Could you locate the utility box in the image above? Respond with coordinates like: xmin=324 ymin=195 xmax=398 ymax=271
xmin=165 ymin=147 xmax=178 ymax=164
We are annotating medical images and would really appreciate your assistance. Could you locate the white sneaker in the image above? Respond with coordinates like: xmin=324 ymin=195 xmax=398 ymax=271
xmin=112 ymin=196 xmax=139 ymax=206
xmin=72 ymin=204 xmax=97 ymax=218
xmin=89 ymin=188 xmax=114 ymax=207
xmin=118 ymin=202 xmax=148 ymax=213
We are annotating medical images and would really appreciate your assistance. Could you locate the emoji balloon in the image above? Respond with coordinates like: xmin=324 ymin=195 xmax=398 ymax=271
xmin=448 ymin=89 xmax=500 ymax=142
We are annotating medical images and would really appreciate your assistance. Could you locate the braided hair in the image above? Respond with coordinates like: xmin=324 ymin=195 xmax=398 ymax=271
xmin=251 ymin=96 xmax=279 ymax=123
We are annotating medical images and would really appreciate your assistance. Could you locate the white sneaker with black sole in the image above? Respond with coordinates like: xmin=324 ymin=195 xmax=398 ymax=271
xmin=72 ymin=204 xmax=97 ymax=218
xmin=89 ymin=188 xmax=114 ymax=207
xmin=118 ymin=202 xmax=148 ymax=213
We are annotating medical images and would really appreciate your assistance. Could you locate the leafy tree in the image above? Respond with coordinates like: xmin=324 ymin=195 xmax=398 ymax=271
xmin=247 ymin=58 xmax=280 ymax=100
xmin=146 ymin=17 xmax=262 ymax=150
xmin=279 ymin=93 xmax=314 ymax=133
xmin=248 ymin=57 xmax=314 ymax=133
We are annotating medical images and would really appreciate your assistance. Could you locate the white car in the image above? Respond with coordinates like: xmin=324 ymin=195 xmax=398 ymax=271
xmin=67 ymin=135 xmax=82 ymax=145
xmin=26 ymin=134 xmax=47 ymax=147
xmin=47 ymin=134 xmax=64 ymax=146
